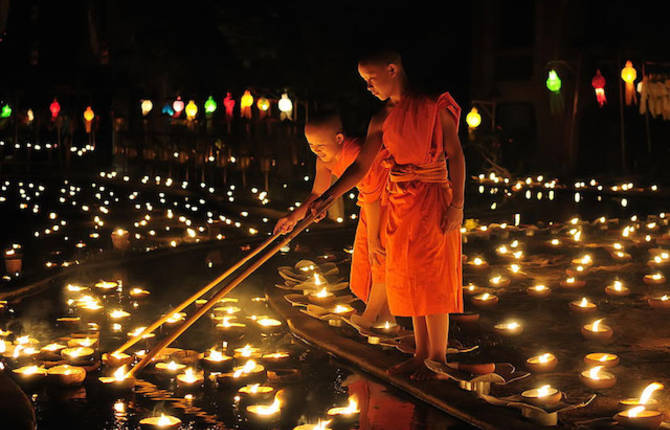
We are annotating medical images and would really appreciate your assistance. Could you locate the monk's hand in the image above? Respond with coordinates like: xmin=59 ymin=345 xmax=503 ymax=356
xmin=309 ymin=192 xmax=334 ymax=223
xmin=441 ymin=206 xmax=463 ymax=233
xmin=368 ymin=237 xmax=386 ymax=267
xmin=273 ymin=214 xmax=298 ymax=235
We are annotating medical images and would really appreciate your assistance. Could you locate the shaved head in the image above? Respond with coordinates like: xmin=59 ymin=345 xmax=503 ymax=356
xmin=304 ymin=112 xmax=345 ymax=164
xmin=357 ymin=48 xmax=407 ymax=101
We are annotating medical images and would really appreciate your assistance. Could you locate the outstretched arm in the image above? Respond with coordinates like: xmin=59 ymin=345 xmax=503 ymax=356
xmin=440 ymin=108 xmax=465 ymax=232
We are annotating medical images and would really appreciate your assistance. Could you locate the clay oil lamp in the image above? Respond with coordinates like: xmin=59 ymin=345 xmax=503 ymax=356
xmin=102 ymin=351 xmax=133 ymax=367
xmin=648 ymin=294 xmax=670 ymax=310
xmin=127 ymin=326 xmax=156 ymax=341
xmin=327 ymin=396 xmax=360 ymax=424
xmin=200 ymin=347 xmax=233 ymax=372
xmin=65 ymin=284 xmax=88 ymax=294
xmin=47 ymin=364 xmax=86 ymax=387
xmin=372 ymin=321 xmax=401 ymax=336
xmin=77 ymin=296 xmax=103 ymax=313
xmin=129 ymin=287 xmax=150 ymax=299
xmin=648 ymin=255 xmax=668 ymax=268
xmin=494 ymin=320 xmax=523 ymax=336
xmin=521 ymin=385 xmax=562 ymax=408
xmin=466 ymin=256 xmax=488 ymax=270
xmin=572 ymin=254 xmax=593 ymax=268
xmin=570 ymin=297 xmax=597 ymax=313
xmin=61 ymin=346 xmax=95 ymax=365
xmin=139 ymin=414 xmax=182 ymax=430
xmin=4 ymin=248 xmax=22 ymax=274
xmin=612 ymin=250 xmax=632 ymax=261
xmin=246 ymin=392 xmax=282 ymax=425
xmin=580 ymin=365 xmax=616 ymax=389
xmin=547 ymin=238 xmax=561 ymax=247
xmin=98 ymin=365 xmax=135 ymax=391
xmin=12 ymin=365 xmax=48 ymax=387
xmin=508 ymin=263 xmax=524 ymax=278
xmin=261 ymin=351 xmax=291 ymax=368
xmin=111 ymin=228 xmax=130 ymax=251
xmin=614 ymin=406 xmax=663 ymax=430
xmin=472 ymin=292 xmax=499 ymax=307
xmin=582 ymin=319 xmax=613 ymax=341
xmin=606 ymin=280 xmax=631 ymax=297
xmin=527 ymin=284 xmax=551 ymax=298
xmin=39 ymin=343 xmax=67 ymax=361
xmin=526 ymin=353 xmax=558 ymax=373
xmin=309 ymin=287 xmax=336 ymax=306
xmin=643 ymin=272 xmax=666 ymax=286
xmin=489 ymin=275 xmax=510 ymax=288
xmin=330 ymin=304 xmax=355 ymax=318
xmin=566 ymin=264 xmax=589 ymax=278
xmin=584 ymin=353 xmax=620 ymax=368
xmin=294 ymin=419 xmax=332 ymax=430
xmin=254 ymin=316 xmax=283 ymax=333
xmin=176 ymin=367 xmax=204 ymax=390
xmin=213 ymin=305 xmax=241 ymax=316
xmin=561 ymin=277 xmax=585 ymax=288
xmin=620 ymin=382 xmax=663 ymax=410
xmin=218 ymin=359 xmax=266 ymax=386
xmin=67 ymin=336 xmax=98 ymax=349
xmin=234 ymin=344 xmax=262 ymax=360
xmin=94 ymin=280 xmax=118 ymax=292
xmin=238 ymin=383 xmax=276 ymax=402
xmin=215 ymin=317 xmax=246 ymax=337
xmin=155 ymin=360 xmax=186 ymax=376
xmin=464 ymin=283 xmax=480 ymax=296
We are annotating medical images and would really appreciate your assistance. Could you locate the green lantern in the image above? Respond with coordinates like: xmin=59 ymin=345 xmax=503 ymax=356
xmin=204 ymin=96 xmax=217 ymax=114
xmin=0 ymin=104 xmax=11 ymax=118
xmin=546 ymin=70 xmax=561 ymax=93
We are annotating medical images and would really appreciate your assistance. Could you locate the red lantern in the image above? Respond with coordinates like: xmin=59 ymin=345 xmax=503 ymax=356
xmin=223 ymin=92 xmax=235 ymax=122
xmin=49 ymin=98 xmax=61 ymax=120
xmin=591 ymin=70 xmax=607 ymax=107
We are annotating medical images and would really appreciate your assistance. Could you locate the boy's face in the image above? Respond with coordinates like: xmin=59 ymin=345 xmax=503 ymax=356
xmin=305 ymin=124 xmax=343 ymax=163
xmin=358 ymin=62 xmax=396 ymax=101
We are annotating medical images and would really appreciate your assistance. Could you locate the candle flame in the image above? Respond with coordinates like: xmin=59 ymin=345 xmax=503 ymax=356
xmin=314 ymin=420 xmax=332 ymax=430
xmin=613 ymin=280 xmax=623 ymax=291
xmin=473 ymin=257 xmax=484 ymax=264
xmin=166 ymin=361 xmax=179 ymax=371
xmin=113 ymin=365 xmax=128 ymax=381
xmin=533 ymin=284 xmax=546 ymax=291
xmin=333 ymin=305 xmax=350 ymax=313
xmin=253 ymin=395 xmax=281 ymax=415
xmin=315 ymin=287 xmax=329 ymax=298
xmin=207 ymin=348 xmax=224 ymax=361
xmin=538 ymin=353 xmax=552 ymax=363
xmin=537 ymin=385 xmax=552 ymax=397
xmin=598 ymin=354 xmax=613 ymax=362
xmin=157 ymin=414 xmax=171 ymax=426
xmin=627 ymin=406 xmax=646 ymax=418
xmin=314 ymin=273 xmax=322 ymax=286
xmin=588 ymin=366 xmax=603 ymax=380
xmin=592 ymin=319 xmax=603 ymax=331
xmin=579 ymin=297 xmax=589 ymax=307
xmin=249 ymin=383 xmax=260 ymax=393
xmin=639 ymin=383 xmax=663 ymax=404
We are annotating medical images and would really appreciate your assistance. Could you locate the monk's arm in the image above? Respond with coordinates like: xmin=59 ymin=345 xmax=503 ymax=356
xmin=440 ymin=109 xmax=465 ymax=207
xmin=312 ymin=115 xmax=384 ymax=210
xmin=363 ymin=199 xmax=385 ymax=263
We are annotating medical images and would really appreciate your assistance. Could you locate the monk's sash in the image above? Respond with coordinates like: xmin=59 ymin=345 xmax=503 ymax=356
xmin=386 ymin=154 xmax=449 ymax=185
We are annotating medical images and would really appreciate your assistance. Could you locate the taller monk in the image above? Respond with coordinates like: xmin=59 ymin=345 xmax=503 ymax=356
xmin=310 ymin=50 xmax=465 ymax=380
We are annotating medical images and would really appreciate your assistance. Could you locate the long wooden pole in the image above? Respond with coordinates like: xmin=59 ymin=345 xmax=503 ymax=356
xmin=127 ymin=214 xmax=315 ymax=377
xmin=113 ymin=233 xmax=279 ymax=355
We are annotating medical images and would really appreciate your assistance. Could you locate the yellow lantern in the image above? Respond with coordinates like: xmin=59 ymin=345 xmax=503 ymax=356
xmin=620 ymin=60 xmax=637 ymax=106
xmin=240 ymin=90 xmax=253 ymax=119
xmin=140 ymin=99 xmax=153 ymax=116
xmin=83 ymin=106 xmax=94 ymax=122
xmin=257 ymin=97 xmax=270 ymax=119
xmin=466 ymin=107 xmax=481 ymax=129
xmin=185 ymin=100 xmax=198 ymax=120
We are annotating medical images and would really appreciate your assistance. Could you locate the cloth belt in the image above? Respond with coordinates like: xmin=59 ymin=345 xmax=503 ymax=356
xmin=385 ymin=154 xmax=449 ymax=184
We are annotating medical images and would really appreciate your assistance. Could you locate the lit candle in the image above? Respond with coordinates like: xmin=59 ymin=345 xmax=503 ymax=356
xmin=309 ymin=287 xmax=336 ymax=305
xmin=261 ymin=351 xmax=291 ymax=367
xmin=614 ymin=406 xmax=663 ymax=430
xmin=580 ymin=365 xmax=616 ymax=389
xmin=463 ymin=283 xmax=480 ymax=295
xmin=526 ymin=353 xmax=558 ymax=373
xmin=494 ymin=320 xmax=523 ymax=336
xmin=620 ymin=382 xmax=664 ymax=409
xmin=583 ymin=353 xmax=619 ymax=368
xmin=648 ymin=294 xmax=670 ymax=309
xmin=155 ymin=361 xmax=186 ymax=375
xmin=330 ymin=304 xmax=354 ymax=317
xmin=99 ymin=365 xmax=135 ymax=390
xmin=569 ymin=297 xmax=597 ymax=313
xmin=520 ymin=385 xmax=562 ymax=407
xmin=643 ymin=272 xmax=666 ymax=285
xmin=582 ymin=319 xmax=613 ymax=341
xmin=139 ymin=414 xmax=182 ymax=430
xmin=256 ymin=317 xmax=282 ymax=332
xmin=293 ymin=420 xmax=332 ymax=430
xmin=572 ymin=254 xmax=593 ymax=267
xmin=238 ymin=383 xmax=276 ymax=402
xmin=67 ymin=336 xmax=98 ymax=349
xmin=61 ymin=346 xmax=95 ymax=365
xmin=109 ymin=309 xmax=131 ymax=320
xmin=200 ymin=348 xmax=233 ymax=372
xmin=102 ymin=351 xmax=133 ymax=367
xmin=129 ymin=288 xmax=150 ymax=298
xmin=467 ymin=257 xmax=488 ymax=269
xmin=12 ymin=365 xmax=48 ymax=385
xmin=246 ymin=393 xmax=282 ymax=423
xmin=527 ymin=284 xmax=551 ymax=297
xmin=215 ymin=316 xmax=247 ymax=337
xmin=327 ymin=396 xmax=360 ymax=421
xmin=372 ymin=321 xmax=400 ymax=335
xmin=164 ymin=312 xmax=186 ymax=325
xmin=560 ymin=277 xmax=585 ymax=288
xmin=176 ymin=367 xmax=204 ymax=389
xmin=47 ymin=364 xmax=86 ymax=387
xmin=233 ymin=345 xmax=262 ymax=360
xmin=39 ymin=343 xmax=67 ymax=361
xmin=605 ymin=280 xmax=630 ymax=297
xmin=488 ymin=275 xmax=510 ymax=288
xmin=471 ymin=292 xmax=499 ymax=307
xmin=95 ymin=280 xmax=118 ymax=291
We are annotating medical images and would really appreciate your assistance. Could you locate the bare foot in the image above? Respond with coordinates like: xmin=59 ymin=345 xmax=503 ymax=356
xmin=387 ymin=357 xmax=425 ymax=375
xmin=350 ymin=313 xmax=374 ymax=330
xmin=410 ymin=364 xmax=437 ymax=381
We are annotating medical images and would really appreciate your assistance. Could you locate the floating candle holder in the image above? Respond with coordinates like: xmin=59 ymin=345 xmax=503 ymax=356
xmin=129 ymin=288 xmax=150 ymax=298
xmin=643 ymin=273 xmax=666 ymax=285
xmin=330 ymin=304 xmax=354 ymax=318
xmin=255 ymin=317 xmax=283 ymax=333
xmin=102 ymin=351 xmax=133 ymax=367
xmin=648 ymin=294 xmax=670 ymax=309
xmin=471 ymin=293 xmax=499 ymax=307
xmin=582 ymin=319 xmax=613 ymax=341
xmin=139 ymin=414 xmax=182 ymax=430
xmin=293 ymin=419 xmax=332 ymax=430
xmin=561 ymin=277 xmax=585 ymax=288
xmin=494 ymin=320 xmax=523 ymax=336
xmin=238 ymin=383 xmax=276 ymax=402
xmin=94 ymin=281 xmax=118 ymax=291
xmin=569 ymin=297 xmax=597 ymax=313
xmin=327 ymin=396 xmax=360 ymax=423
xmin=261 ymin=351 xmax=291 ymax=367
xmin=233 ymin=345 xmax=262 ymax=360
xmin=218 ymin=360 xmax=266 ymax=386
xmin=155 ymin=361 xmax=186 ymax=375
xmin=572 ymin=254 xmax=593 ymax=267
xmin=521 ymin=385 xmax=562 ymax=407
xmin=111 ymin=229 xmax=130 ymax=251
xmin=39 ymin=343 xmax=67 ymax=361
xmin=215 ymin=317 xmax=247 ymax=337
xmin=605 ymin=280 xmax=630 ymax=297
xmin=614 ymin=406 xmax=663 ymax=429
xmin=526 ymin=353 xmax=558 ymax=373
xmin=466 ymin=257 xmax=488 ymax=270
xmin=488 ymin=275 xmax=510 ymax=288
xmin=67 ymin=336 xmax=98 ymax=349
xmin=619 ymin=382 xmax=664 ymax=410
xmin=12 ymin=365 xmax=48 ymax=386
xmin=98 ymin=365 xmax=135 ymax=391
xmin=176 ymin=367 xmax=204 ymax=389
xmin=246 ymin=393 xmax=282 ymax=424
xmin=61 ymin=346 xmax=95 ymax=365
xmin=527 ymin=284 xmax=551 ymax=298
xmin=200 ymin=348 xmax=234 ymax=372
xmin=308 ymin=287 xmax=336 ymax=305
xmin=47 ymin=364 xmax=86 ymax=387
xmin=372 ymin=321 xmax=401 ymax=335
xmin=109 ymin=309 xmax=131 ymax=320
xmin=580 ymin=366 xmax=616 ymax=389
xmin=463 ymin=283 xmax=480 ymax=295
xmin=584 ymin=353 xmax=619 ymax=368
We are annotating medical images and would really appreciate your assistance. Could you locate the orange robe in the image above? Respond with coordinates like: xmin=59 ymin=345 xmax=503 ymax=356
xmin=326 ymin=137 xmax=390 ymax=302
xmin=381 ymin=92 xmax=463 ymax=316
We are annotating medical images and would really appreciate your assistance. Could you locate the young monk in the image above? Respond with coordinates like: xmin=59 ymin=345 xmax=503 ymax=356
xmin=309 ymin=50 xmax=465 ymax=380
xmin=273 ymin=113 xmax=394 ymax=328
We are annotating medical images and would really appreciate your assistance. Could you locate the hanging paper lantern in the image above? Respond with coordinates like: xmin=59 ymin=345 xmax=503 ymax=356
xmin=223 ymin=92 xmax=235 ymax=122
xmin=161 ymin=103 xmax=174 ymax=116
xmin=1 ymin=104 xmax=12 ymax=118
xmin=466 ymin=107 xmax=481 ymax=129
xmin=591 ymin=69 xmax=606 ymax=107
xmin=240 ymin=90 xmax=253 ymax=119
xmin=256 ymin=97 xmax=270 ymax=119
xmin=185 ymin=100 xmax=198 ymax=120
xmin=172 ymin=96 xmax=185 ymax=117
xmin=140 ymin=99 xmax=153 ymax=117
xmin=83 ymin=106 xmax=94 ymax=133
xmin=620 ymin=60 xmax=637 ymax=106
xmin=204 ymin=96 xmax=217 ymax=114
xmin=545 ymin=70 xmax=561 ymax=92
xmin=26 ymin=109 xmax=34 ymax=124
xmin=278 ymin=93 xmax=293 ymax=121
xmin=49 ymin=98 xmax=61 ymax=120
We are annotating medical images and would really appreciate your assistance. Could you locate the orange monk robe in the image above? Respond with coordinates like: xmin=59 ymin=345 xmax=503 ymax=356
xmin=381 ymin=92 xmax=463 ymax=316
xmin=326 ymin=138 xmax=390 ymax=302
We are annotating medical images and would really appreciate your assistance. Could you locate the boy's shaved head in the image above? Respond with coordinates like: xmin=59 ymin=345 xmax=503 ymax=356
xmin=304 ymin=111 xmax=346 ymax=164
xmin=305 ymin=112 xmax=343 ymax=134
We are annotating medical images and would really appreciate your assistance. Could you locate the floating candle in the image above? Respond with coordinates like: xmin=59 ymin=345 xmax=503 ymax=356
xmin=605 ymin=280 xmax=630 ymax=297
xmin=238 ymin=383 xmax=276 ymax=401
xmin=233 ymin=345 xmax=262 ymax=360
xmin=614 ymin=406 xmax=663 ymax=429
xmin=572 ymin=254 xmax=593 ymax=267
xmin=494 ymin=320 xmax=523 ymax=336
xmin=327 ymin=396 xmax=360 ymax=418
xmin=155 ymin=361 xmax=186 ymax=374
xmin=200 ymin=348 xmax=233 ymax=371
xmin=331 ymin=304 xmax=354 ymax=317
xmin=489 ymin=275 xmax=510 ymax=288
xmin=109 ymin=309 xmax=131 ymax=319
xmin=246 ymin=394 xmax=282 ymax=421
xmin=648 ymin=294 xmax=670 ymax=309
xmin=61 ymin=346 xmax=95 ymax=365
xmin=526 ymin=353 xmax=558 ymax=373
xmin=464 ymin=283 xmax=480 ymax=295
xmin=261 ymin=352 xmax=291 ymax=367
xmin=467 ymin=257 xmax=488 ymax=269
xmin=521 ymin=385 xmax=562 ymax=407
xmin=256 ymin=317 xmax=282 ymax=331
xmin=472 ymin=292 xmax=499 ymax=307
xmin=569 ymin=297 xmax=597 ymax=313
xmin=372 ymin=321 xmax=400 ymax=335
xmin=527 ymin=284 xmax=551 ymax=297
xmin=643 ymin=272 xmax=666 ymax=285
xmin=580 ymin=366 xmax=616 ymax=389
xmin=102 ymin=351 xmax=133 ymax=367
xmin=176 ymin=367 xmax=204 ymax=388
xmin=139 ymin=414 xmax=182 ymax=430
xmin=560 ymin=277 xmax=585 ymax=288
xmin=99 ymin=365 xmax=135 ymax=390
xmin=95 ymin=281 xmax=118 ymax=290
xmin=129 ymin=288 xmax=150 ymax=298
xmin=309 ymin=287 xmax=336 ymax=305
xmin=582 ymin=319 xmax=613 ymax=341
xmin=47 ymin=364 xmax=86 ymax=386
xmin=12 ymin=365 xmax=48 ymax=385
xmin=584 ymin=353 xmax=620 ymax=368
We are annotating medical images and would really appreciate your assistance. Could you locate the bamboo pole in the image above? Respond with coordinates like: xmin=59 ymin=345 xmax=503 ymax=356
xmin=113 ymin=233 xmax=279 ymax=355
xmin=127 ymin=214 xmax=315 ymax=377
